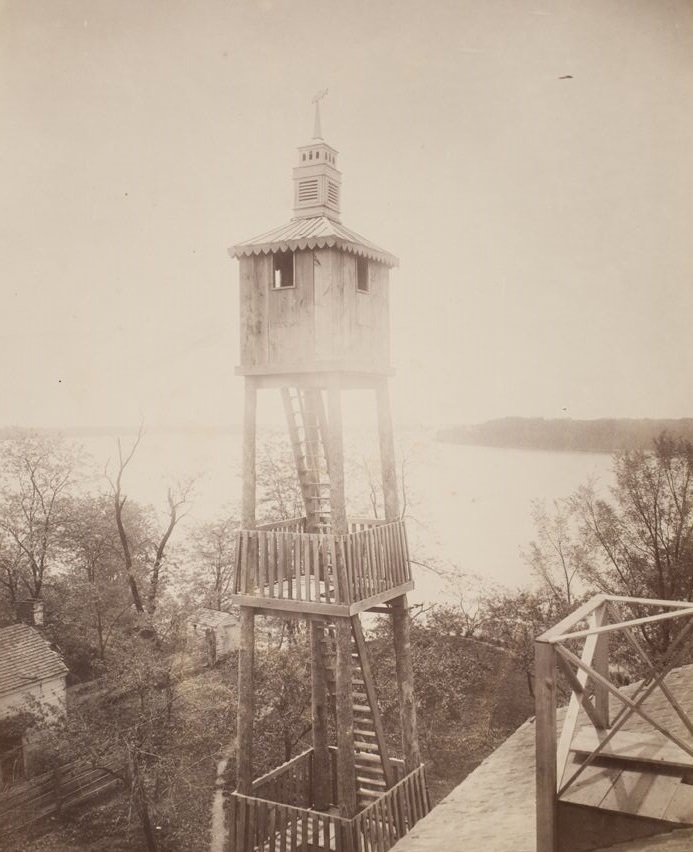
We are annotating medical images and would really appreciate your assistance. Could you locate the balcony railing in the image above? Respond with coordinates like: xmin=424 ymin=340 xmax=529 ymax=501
xmin=233 ymin=518 xmax=413 ymax=614
xmin=535 ymin=593 xmax=693 ymax=852
xmin=230 ymin=747 xmax=430 ymax=852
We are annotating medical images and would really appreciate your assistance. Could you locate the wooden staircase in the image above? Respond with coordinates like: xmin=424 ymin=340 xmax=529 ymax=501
xmin=319 ymin=616 xmax=395 ymax=810
xmin=282 ymin=387 xmax=332 ymax=532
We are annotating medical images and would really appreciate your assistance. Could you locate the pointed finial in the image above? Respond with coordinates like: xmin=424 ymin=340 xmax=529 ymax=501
xmin=312 ymin=89 xmax=328 ymax=139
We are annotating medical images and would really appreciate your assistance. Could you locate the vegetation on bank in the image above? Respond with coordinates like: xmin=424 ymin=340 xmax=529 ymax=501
xmin=3 ymin=428 xmax=693 ymax=849
xmin=437 ymin=417 xmax=693 ymax=454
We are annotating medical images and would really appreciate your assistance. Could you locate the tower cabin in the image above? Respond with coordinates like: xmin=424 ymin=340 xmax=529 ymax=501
xmin=228 ymin=99 xmax=430 ymax=852
xmin=233 ymin=129 xmax=396 ymax=378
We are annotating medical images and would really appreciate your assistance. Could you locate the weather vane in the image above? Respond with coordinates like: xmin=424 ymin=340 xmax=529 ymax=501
xmin=312 ymin=88 xmax=328 ymax=139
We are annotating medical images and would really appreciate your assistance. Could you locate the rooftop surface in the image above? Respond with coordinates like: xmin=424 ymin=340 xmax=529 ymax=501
xmin=392 ymin=665 xmax=693 ymax=852
xmin=0 ymin=622 xmax=68 ymax=699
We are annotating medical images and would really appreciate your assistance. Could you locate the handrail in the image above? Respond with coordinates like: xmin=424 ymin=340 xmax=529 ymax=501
xmin=535 ymin=593 xmax=693 ymax=852
xmin=234 ymin=518 xmax=411 ymax=606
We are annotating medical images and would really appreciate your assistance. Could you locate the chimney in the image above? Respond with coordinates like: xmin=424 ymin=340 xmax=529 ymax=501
xmin=16 ymin=599 xmax=44 ymax=627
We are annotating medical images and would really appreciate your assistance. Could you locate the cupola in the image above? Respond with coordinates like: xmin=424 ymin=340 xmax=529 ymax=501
xmin=293 ymin=92 xmax=342 ymax=221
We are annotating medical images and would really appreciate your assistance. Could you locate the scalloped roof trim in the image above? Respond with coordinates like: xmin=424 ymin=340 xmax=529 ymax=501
xmin=230 ymin=216 xmax=399 ymax=268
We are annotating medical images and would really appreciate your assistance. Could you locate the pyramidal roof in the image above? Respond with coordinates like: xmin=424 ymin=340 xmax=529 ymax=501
xmin=230 ymin=96 xmax=398 ymax=269
xmin=230 ymin=216 xmax=398 ymax=268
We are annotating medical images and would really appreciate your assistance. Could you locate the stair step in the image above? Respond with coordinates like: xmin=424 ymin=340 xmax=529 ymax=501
xmin=357 ymin=789 xmax=381 ymax=800
xmin=357 ymin=776 xmax=387 ymax=788
xmin=354 ymin=740 xmax=379 ymax=751
xmin=354 ymin=729 xmax=377 ymax=739
xmin=355 ymin=765 xmax=385 ymax=778
xmin=355 ymin=752 xmax=382 ymax=764
xmin=353 ymin=704 xmax=371 ymax=713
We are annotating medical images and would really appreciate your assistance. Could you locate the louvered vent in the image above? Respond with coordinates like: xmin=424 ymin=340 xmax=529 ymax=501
xmin=327 ymin=181 xmax=340 ymax=207
xmin=298 ymin=179 xmax=319 ymax=202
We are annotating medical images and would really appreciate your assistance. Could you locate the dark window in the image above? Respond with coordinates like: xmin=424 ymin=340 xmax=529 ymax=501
xmin=357 ymin=257 xmax=370 ymax=293
xmin=273 ymin=251 xmax=294 ymax=289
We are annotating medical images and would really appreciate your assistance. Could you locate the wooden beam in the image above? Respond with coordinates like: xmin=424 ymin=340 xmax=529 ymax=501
xmin=535 ymin=640 xmax=557 ymax=852
xmin=391 ymin=595 xmax=421 ymax=772
xmin=555 ymin=609 xmax=607 ymax=784
xmin=348 ymin=582 xmax=415 ymax=616
xmin=549 ymin=606 xmax=693 ymax=644
xmin=537 ymin=594 xmax=606 ymax=641
xmin=336 ymin=616 xmax=357 ymax=818
xmin=591 ymin=601 xmax=610 ymax=729
xmin=310 ymin=619 xmax=331 ymax=810
xmin=237 ymin=607 xmax=255 ymax=795
xmin=229 ymin=596 xmax=351 ymax=618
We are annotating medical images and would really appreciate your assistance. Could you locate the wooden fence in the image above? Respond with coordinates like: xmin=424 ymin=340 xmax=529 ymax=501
xmin=234 ymin=519 xmax=411 ymax=607
xmin=0 ymin=760 xmax=121 ymax=832
xmin=231 ymin=749 xmax=429 ymax=852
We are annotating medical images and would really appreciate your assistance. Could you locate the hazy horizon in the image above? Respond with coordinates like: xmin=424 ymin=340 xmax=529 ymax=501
xmin=2 ymin=0 xmax=692 ymax=430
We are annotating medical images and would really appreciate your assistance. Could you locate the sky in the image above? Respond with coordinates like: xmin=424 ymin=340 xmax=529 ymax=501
xmin=1 ymin=0 xmax=693 ymax=430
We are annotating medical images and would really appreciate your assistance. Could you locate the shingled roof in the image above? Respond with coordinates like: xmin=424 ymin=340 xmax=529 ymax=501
xmin=0 ymin=622 xmax=68 ymax=699
xmin=230 ymin=216 xmax=399 ymax=268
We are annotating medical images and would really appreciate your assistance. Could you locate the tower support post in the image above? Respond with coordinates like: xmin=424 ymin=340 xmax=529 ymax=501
xmin=237 ymin=377 xmax=258 ymax=796
xmin=310 ymin=617 xmax=331 ymax=810
xmin=242 ymin=378 xmax=258 ymax=529
xmin=391 ymin=596 xmax=421 ymax=772
xmin=336 ymin=616 xmax=357 ymax=817
xmin=237 ymin=607 xmax=255 ymax=794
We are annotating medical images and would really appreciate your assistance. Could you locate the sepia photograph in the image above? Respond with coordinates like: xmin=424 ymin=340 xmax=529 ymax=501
xmin=1 ymin=1 xmax=693 ymax=850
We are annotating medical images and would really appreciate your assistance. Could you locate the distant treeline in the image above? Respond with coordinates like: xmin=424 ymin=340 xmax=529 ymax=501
xmin=436 ymin=418 xmax=693 ymax=454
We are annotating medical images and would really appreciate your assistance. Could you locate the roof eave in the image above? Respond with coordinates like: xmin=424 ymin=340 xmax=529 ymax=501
xmin=229 ymin=238 xmax=399 ymax=269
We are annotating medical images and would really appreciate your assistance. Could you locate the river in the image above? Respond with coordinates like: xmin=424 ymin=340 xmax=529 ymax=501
xmin=76 ymin=429 xmax=613 ymax=606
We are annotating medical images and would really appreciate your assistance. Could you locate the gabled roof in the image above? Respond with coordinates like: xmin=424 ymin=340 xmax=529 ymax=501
xmin=0 ymin=623 xmax=68 ymax=698
xmin=230 ymin=216 xmax=399 ymax=269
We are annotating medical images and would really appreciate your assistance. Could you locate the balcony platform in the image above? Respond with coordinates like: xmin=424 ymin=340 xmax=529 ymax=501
xmin=232 ymin=517 xmax=413 ymax=615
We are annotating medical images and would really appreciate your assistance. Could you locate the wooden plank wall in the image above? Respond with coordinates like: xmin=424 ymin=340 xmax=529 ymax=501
xmin=239 ymin=255 xmax=269 ymax=368
xmin=268 ymin=251 xmax=315 ymax=365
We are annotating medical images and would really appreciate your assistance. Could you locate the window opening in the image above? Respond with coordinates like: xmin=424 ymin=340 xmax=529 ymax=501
xmin=273 ymin=251 xmax=295 ymax=289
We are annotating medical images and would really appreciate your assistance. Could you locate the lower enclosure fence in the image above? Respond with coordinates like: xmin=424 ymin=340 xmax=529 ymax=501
xmin=231 ymin=763 xmax=430 ymax=852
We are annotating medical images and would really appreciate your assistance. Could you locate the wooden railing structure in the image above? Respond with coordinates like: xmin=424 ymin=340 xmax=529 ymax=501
xmin=234 ymin=518 xmax=413 ymax=616
xmin=230 ymin=748 xmax=430 ymax=852
xmin=535 ymin=593 xmax=693 ymax=852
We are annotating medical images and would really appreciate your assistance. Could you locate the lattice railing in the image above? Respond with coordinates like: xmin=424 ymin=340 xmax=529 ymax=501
xmin=535 ymin=593 xmax=693 ymax=852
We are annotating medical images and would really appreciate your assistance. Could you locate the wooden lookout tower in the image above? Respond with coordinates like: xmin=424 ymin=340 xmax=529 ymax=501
xmin=228 ymin=98 xmax=431 ymax=851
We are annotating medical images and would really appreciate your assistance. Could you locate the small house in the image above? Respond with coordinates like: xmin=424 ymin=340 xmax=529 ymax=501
xmin=186 ymin=608 xmax=239 ymax=666
xmin=0 ymin=621 xmax=68 ymax=784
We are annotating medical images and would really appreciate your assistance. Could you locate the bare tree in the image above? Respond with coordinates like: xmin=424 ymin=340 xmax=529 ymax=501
xmin=107 ymin=429 xmax=190 ymax=616
xmin=0 ymin=430 xmax=78 ymax=601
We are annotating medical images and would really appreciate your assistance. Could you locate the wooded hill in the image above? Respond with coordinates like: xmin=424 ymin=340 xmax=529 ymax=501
xmin=437 ymin=418 xmax=693 ymax=454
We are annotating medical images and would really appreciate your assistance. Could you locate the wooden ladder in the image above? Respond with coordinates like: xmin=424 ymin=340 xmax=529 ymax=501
xmin=282 ymin=387 xmax=331 ymax=533
xmin=320 ymin=617 xmax=395 ymax=810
